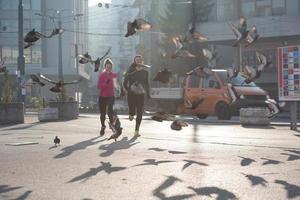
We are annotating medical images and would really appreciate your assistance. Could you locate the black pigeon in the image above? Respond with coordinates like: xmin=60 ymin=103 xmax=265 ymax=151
xmin=170 ymin=120 xmax=188 ymax=131
xmin=245 ymin=26 xmax=259 ymax=47
xmin=94 ymin=47 xmax=111 ymax=72
xmin=107 ymin=112 xmax=123 ymax=141
xmin=30 ymin=74 xmax=45 ymax=86
xmin=171 ymin=36 xmax=196 ymax=59
xmin=39 ymin=74 xmax=81 ymax=93
xmin=152 ymin=68 xmax=174 ymax=84
xmin=54 ymin=136 xmax=60 ymax=146
xmin=185 ymin=96 xmax=205 ymax=109
xmin=125 ymin=18 xmax=152 ymax=37
xmin=24 ymin=29 xmax=49 ymax=49
xmin=0 ymin=57 xmax=8 ymax=73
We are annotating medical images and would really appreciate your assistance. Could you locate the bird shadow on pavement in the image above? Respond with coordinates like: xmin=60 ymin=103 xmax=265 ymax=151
xmin=54 ymin=136 xmax=105 ymax=159
xmin=132 ymin=159 xmax=175 ymax=167
xmin=275 ymin=180 xmax=300 ymax=199
xmin=187 ymin=186 xmax=238 ymax=200
xmin=261 ymin=158 xmax=284 ymax=165
xmin=0 ymin=185 xmax=22 ymax=194
xmin=152 ymin=176 xmax=195 ymax=200
xmin=147 ymin=148 xmax=187 ymax=155
xmin=280 ymin=150 xmax=300 ymax=161
xmin=238 ymin=156 xmax=256 ymax=166
xmin=241 ymin=173 xmax=268 ymax=187
xmin=68 ymin=161 xmax=127 ymax=183
xmin=99 ymin=136 xmax=139 ymax=157
xmin=13 ymin=190 xmax=33 ymax=200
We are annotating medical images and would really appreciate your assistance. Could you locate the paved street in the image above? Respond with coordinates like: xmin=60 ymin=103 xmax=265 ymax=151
xmin=0 ymin=114 xmax=300 ymax=200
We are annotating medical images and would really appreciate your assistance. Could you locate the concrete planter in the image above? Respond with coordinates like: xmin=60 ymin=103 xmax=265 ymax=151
xmin=38 ymin=108 xmax=59 ymax=122
xmin=0 ymin=102 xmax=24 ymax=124
xmin=48 ymin=101 xmax=79 ymax=120
xmin=240 ymin=107 xmax=270 ymax=126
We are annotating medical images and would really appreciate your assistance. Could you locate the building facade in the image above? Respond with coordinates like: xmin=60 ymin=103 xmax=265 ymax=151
xmin=0 ymin=0 xmax=90 ymax=105
xmin=196 ymin=0 xmax=300 ymax=99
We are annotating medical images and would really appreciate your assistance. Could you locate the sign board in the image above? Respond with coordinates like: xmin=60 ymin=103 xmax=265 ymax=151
xmin=278 ymin=46 xmax=300 ymax=101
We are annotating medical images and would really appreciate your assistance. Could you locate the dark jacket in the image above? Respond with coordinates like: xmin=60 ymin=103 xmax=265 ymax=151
xmin=123 ymin=69 xmax=150 ymax=98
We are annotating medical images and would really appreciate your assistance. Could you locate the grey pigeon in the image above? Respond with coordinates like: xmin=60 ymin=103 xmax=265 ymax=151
xmin=245 ymin=26 xmax=259 ymax=47
xmin=125 ymin=18 xmax=152 ymax=37
xmin=152 ymin=68 xmax=174 ymax=84
xmin=30 ymin=74 xmax=45 ymax=86
xmin=171 ymin=36 xmax=196 ymax=59
xmin=39 ymin=74 xmax=81 ymax=93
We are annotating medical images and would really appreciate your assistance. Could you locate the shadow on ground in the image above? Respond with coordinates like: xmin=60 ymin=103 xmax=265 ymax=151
xmin=54 ymin=136 xmax=105 ymax=159
xmin=68 ymin=161 xmax=126 ymax=183
xmin=98 ymin=136 xmax=139 ymax=157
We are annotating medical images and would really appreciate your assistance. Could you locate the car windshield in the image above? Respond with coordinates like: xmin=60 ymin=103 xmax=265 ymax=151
xmin=216 ymin=70 xmax=256 ymax=87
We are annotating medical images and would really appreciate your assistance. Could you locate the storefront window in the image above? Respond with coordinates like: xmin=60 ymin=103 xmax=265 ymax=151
xmin=256 ymin=0 xmax=272 ymax=16
xmin=217 ymin=0 xmax=237 ymax=21
xmin=272 ymin=0 xmax=286 ymax=15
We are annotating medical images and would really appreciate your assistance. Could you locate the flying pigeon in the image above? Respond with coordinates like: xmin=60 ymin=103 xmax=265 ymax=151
xmin=39 ymin=74 xmax=81 ymax=93
xmin=202 ymin=48 xmax=217 ymax=61
xmin=171 ymin=36 xmax=196 ymax=59
xmin=24 ymin=29 xmax=49 ymax=49
xmin=229 ymin=17 xmax=248 ymax=47
xmin=227 ymin=65 xmax=239 ymax=80
xmin=30 ymin=74 xmax=45 ymax=86
xmin=265 ymin=98 xmax=286 ymax=118
xmin=78 ymin=47 xmax=111 ymax=72
xmin=186 ymin=66 xmax=212 ymax=77
xmin=245 ymin=26 xmax=259 ymax=47
xmin=185 ymin=24 xmax=208 ymax=42
xmin=227 ymin=83 xmax=239 ymax=103
xmin=241 ymin=51 xmax=268 ymax=84
xmin=125 ymin=18 xmax=152 ymax=37
xmin=170 ymin=120 xmax=188 ymax=131
xmin=152 ymin=68 xmax=174 ymax=84
xmin=0 ymin=57 xmax=8 ymax=73
xmin=54 ymin=136 xmax=60 ymax=146
xmin=184 ymin=96 xmax=205 ymax=109
xmin=48 ymin=28 xmax=64 ymax=37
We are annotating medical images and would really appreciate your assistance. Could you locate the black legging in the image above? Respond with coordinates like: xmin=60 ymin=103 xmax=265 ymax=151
xmin=98 ymin=96 xmax=114 ymax=127
xmin=127 ymin=93 xmax=144 ymax=131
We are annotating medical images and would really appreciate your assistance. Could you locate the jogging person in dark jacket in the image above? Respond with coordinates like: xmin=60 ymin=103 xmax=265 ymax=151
xmin=123 ymin=55 xmax=150 ymax=137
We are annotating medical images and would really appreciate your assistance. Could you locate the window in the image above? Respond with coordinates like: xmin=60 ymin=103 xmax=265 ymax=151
xmin=188 ymin=75 xmax=201 ymax=88
xmin=241 ymin=0 xmax=256 ymax=18
xmin=0 ymin=0 xmax=18 ymax=9
xmin=203 ymin=74 xmax=220 ymax=89
xmin=272 ymin=0 xmax=286 ymax=15
xmin=217 ymin=0 xmax=237 ymax=21
xmin=256 ymin=0 xmax=272 ymax=17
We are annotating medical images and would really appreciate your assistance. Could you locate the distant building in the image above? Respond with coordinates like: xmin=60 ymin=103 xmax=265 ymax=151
xmin=196 ymin=0 xmax=300 ymax=99
xmin=0 ymin=0 xmax=90 ymax=105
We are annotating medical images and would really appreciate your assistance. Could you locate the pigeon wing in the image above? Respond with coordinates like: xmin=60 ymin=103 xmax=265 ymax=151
xmin=39 ymin=74 xmax=56 ymax=84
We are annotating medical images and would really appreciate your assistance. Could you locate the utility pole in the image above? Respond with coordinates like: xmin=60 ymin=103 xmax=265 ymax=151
xmin=191 ymin=0 xmax=197 ymax=68
xmin=75 ymin=44 xmax=79 ymax=102
xmin=58 ymin=14 xmax=63 ymax=82
xmin=18 ymin=0 xmax=25 ymax=103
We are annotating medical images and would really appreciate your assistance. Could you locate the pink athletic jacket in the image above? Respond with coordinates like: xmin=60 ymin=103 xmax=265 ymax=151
xmin=97 ymin=71 xmax=117 ymax=97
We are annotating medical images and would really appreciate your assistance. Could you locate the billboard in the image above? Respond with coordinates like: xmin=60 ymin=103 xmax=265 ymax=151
xmin=278 ymin=46 xmax=300 ymax=101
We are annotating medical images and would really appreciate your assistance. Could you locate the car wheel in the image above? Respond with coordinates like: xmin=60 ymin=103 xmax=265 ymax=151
xmin=216 ymin=102 xmax=231 ymax=120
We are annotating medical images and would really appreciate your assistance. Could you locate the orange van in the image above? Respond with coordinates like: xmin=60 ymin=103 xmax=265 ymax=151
xmin=151 ymin=69 xmax=269 ymax=120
